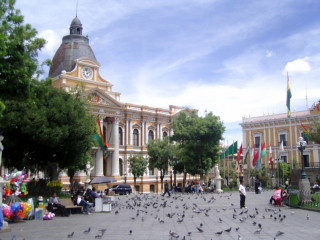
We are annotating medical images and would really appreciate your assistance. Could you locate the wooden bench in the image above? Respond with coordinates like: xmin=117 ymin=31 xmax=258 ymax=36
xmin=48 ymin=198 xmax=83 ymax=215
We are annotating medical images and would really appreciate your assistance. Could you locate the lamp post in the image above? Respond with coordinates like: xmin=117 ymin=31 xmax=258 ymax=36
xmin=296 ymin=137 xmax=311 ymax=203
xmin=124 ymin=172 xmax=127 ymax=184
xmin=170 ymin=170 xmax=173 ymax=191
xmin=297 ymin=137 xmax=307 ymax=179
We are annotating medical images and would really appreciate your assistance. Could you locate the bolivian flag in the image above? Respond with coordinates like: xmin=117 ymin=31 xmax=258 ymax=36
xmin=93 ymin=119 xmax=108 ymax=150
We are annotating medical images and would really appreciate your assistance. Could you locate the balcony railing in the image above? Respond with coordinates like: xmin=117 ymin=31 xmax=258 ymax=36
xmin=279 ymin=141 xmax=287 ymax=146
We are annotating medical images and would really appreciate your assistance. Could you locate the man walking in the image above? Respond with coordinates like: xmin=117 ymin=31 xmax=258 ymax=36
xmin=163 ymin=180 xmax=171 ymax=197
xmin=239 ymin=179 xmax=246 ymax=209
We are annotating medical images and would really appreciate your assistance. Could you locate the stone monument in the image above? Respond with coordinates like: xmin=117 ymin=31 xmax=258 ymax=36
xmin=214 ymin=164 xmax=223 ymax=193
xmin=85 ymin=161 xmax=94 ymax=189
xmin=0 ymin=135 xmax=10 ymax=232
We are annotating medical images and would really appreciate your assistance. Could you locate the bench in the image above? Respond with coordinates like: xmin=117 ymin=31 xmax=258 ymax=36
xmin=48 ymin=198 xmax=83 ymax=215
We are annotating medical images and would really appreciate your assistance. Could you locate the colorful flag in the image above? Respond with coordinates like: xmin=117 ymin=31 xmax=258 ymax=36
xmin=269 ymin=145 xmax=273 ymax=170
xmin=301 ymin=123 xmax=310 ymax=140
xmin=280 ymin=140 xmax=284 ymax=151
xmin=251 ymin=143 xmax=255 ymax=167
xmin=261 ymin=142 xmax=266 ymax=157
xmin=286 ymin=72 xmax=292 ymax=118
xmin=255 ymin=143 xmax=262 ymax=170
xmin=237 ymin=144 xmax=243 ymax=164
xmin=244 ymin=148 xmax=250 ymax=165
xmin=93 ymin=118 xmax=109 ymax=150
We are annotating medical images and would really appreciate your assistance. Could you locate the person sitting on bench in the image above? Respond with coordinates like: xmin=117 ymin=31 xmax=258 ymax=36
xmin=48 ymin=192 xmax=68 ymax=216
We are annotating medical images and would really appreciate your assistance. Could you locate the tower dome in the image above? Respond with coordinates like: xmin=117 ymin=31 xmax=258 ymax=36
xmin=49 ymin=16 xmax=97 ymax=78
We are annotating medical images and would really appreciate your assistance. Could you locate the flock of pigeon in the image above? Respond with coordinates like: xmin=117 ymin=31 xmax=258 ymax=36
xmin=63 ymin=192 xmax=296 ymax=240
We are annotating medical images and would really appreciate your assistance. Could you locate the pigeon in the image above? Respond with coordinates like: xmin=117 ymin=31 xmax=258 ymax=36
xmin=129 ymin=230 xmax=132 ymax=235
xmin=200 ymin=223 xmax=203 ymax=227
xmin=219 ymin=217 xmax=223 ymax=222
xmin=307 ymin=214 xmax=309 ymax=220
xmin=84 ymin=227 xmax=91 ymax=233
xmin=224 ymin=227 xmax=232 ymax=232
xmin=291 ymin=211 xmax=295 ymax=215
xmin=238 ymin=234 xmax=242 ymax=240
xmin=196 ymin=227 xmax=204 ymax=232
xmin=115 ymin=210 xmax=119 ymax=214
xmin=235 ymin=227 xmax=240 ymax=231
xmin=254 ymin=228 xmax=262 ymax=234
xmin=188 ymin=232 xmax=192 ymax=236
xmin=95 ymin=233 xmax=104 ymax=239
xmin=275 ymin=231 xmax=284 ymax=237
xmin=67 ymin=232 xmax=74 ymax=238
xmin=252 ymin=221 xmax=257 ymax=226
xmin=258 ymin=223 xmax=262 ymax=229
xmin=215 ymin=231 xmax=223 ymax=235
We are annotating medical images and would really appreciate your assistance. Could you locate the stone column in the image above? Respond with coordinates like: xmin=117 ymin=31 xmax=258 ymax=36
xmin=112 ymin=117 xmax=120 ymax=176
xmin=141 ymin=121 xmax=145 ymax=146
xmin=126 ymin=119 xmax=129 ymax=145
xmin=95 ymin=149 xmax=104 ymax=176
xmin=159 ymin=123 xmax=162 ymax=139
xmin=129 ymin=119 xmax=132 ymax=145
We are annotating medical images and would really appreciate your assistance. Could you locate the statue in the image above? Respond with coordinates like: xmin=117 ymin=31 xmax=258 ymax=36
xmin=214 ymin=164 xmax=221 ymax=178
xmin=0 ymin=135 xmax=3 ymax=167
xmin=85 ymin=162 xmax=94 ymax=181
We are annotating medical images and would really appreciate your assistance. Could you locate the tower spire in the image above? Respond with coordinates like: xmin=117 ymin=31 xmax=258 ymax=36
xmin=76 ymin=0 xmax=78 ymax=17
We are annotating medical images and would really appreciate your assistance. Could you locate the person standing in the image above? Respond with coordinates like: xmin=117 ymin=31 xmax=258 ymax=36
xmin=239 ymin=179 xmax=246 ymax=209
xmin=255 ymin=176 xmax=261 ymax=194
xmin=163 ymin=180 xmax=171 ymax=197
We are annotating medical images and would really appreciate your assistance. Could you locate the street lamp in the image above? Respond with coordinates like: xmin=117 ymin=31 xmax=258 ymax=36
xmin=296 ymin=137 xmax=307 ymax=179
xmin=124 ymin=172 xmax=127 ymax=184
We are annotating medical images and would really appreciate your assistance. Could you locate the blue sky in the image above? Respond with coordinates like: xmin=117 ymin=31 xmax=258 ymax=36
xmin=16 ymin=0 xmax=320 ymax=146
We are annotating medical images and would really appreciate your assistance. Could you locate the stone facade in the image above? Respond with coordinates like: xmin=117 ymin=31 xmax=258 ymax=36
xmin=240 ymin=101 xmax=320 ymax=180
xmin=50 ymin=17 xmax=193 ymax=192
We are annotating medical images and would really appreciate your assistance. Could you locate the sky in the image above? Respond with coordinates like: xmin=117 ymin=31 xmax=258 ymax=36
xmin=15 ymin=0 xmax=320 ymax=146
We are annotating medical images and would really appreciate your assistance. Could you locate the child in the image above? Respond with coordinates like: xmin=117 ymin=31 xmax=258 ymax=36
xmin=239 ymin=179 xmax=246 ymax=209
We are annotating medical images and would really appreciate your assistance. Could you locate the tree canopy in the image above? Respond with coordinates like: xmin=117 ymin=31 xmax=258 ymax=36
xmin=0 ymin=1 xmax=96 ymax=180
xmin=0 ymin=0 xmax=45 ymax=100
xmin=147 ymin=137 xmax=175 ymax=191
xmin=171 ymin=111 xmax=225 ymax=180
xmin=127 ymin=155 xmax=148 ymax=193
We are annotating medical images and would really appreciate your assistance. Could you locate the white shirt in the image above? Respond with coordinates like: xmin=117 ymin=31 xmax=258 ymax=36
xmin=239 ymin=184 xmax=246 ymax=196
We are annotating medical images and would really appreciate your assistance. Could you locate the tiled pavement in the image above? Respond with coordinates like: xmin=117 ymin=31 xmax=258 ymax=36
xmin=1 ymin=190 xmax=319 ymax=240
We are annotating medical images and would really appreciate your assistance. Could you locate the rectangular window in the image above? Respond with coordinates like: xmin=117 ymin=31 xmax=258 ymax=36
xmin=149 ymin=169 xmax=154 ymax=176
xmin=279 ymin=134 xmax=287 ymax=146
xmin=254 ymin=136 xmax=260 ymax=148
xmin=303 ymin=155 xmax=310 ymax=167
xmin=280 ymin=155 xmax=287 ymax=163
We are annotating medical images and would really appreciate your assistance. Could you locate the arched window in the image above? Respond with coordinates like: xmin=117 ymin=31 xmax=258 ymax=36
xmin=133 ymin=129 xmax=139 ymax=146
xmin=163 ymin=132 xmax=168 ymax=138
xmin=148 ymin=130 xmax=154 ymax=141
xmin=119 ymin=127 xmax=123 ymax=145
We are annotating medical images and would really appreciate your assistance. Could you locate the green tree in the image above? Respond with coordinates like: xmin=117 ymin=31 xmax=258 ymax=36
xmin=0 ymin=80 xmax=96 ymax=180
xmin=309 ymin=121 xmax=320 ymax=143
xmin=0 ymin=0 xmax=45 ymax=100
xmin=171 ymin=111 xmax=225 ymax=184
xmin=127 ymin=155 xmax=148 ymax=193
xmin=147 ymin=138 xmax=175 ymax=192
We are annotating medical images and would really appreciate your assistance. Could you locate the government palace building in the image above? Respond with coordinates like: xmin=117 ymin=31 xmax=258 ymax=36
xmin=50 ymin=17 xmax=190 ymax=193
xmin=240 ymin=101 xmax=320 ymax=184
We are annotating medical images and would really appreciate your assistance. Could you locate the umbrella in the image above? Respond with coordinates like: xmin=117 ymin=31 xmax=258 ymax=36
xmin=89 ymin=176 xmax=117 ymax=184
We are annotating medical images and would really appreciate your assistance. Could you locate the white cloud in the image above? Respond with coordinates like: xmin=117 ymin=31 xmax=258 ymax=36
xmin=283 ymin=57 xmax=311 ymax=74
xmin=266 ymin=50 xmax=273 ymax=57
xmin=38 ymin=29 xmax=61 ymax=56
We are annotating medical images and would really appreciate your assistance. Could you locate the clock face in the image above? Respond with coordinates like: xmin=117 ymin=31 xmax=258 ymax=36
xmin=82 ymin=67 xmax=93 ymax=79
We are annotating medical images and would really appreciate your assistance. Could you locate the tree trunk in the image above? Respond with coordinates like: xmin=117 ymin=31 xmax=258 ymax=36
xmin=134 ymin=176 xmax=137 ymax=194
xmin=160 ymin=172 xmax=164 ymax=193
xmin=182 ymin=171 xmax=187 ymax=192
xmin=49 ymin=162 xmax=59 ymax=181
xmin=200 ymin=172 xmax=204 ymax=184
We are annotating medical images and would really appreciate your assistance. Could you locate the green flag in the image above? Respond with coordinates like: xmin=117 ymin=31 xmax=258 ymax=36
xmin=244 ymin=148 xmax=250 ymax=165
xmin=286 ymin=73 xmax=292 ymax=118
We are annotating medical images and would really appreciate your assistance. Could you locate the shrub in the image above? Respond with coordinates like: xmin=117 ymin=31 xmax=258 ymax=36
xmin=46 ymin=180 xmax=63 ymax=195
xmin=26 ymin=179 xmax=49 ymax=196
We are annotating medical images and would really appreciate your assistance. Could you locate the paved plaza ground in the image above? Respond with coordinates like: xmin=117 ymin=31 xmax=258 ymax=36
xmin=1 ymin=190 xmax=319 ymax=240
